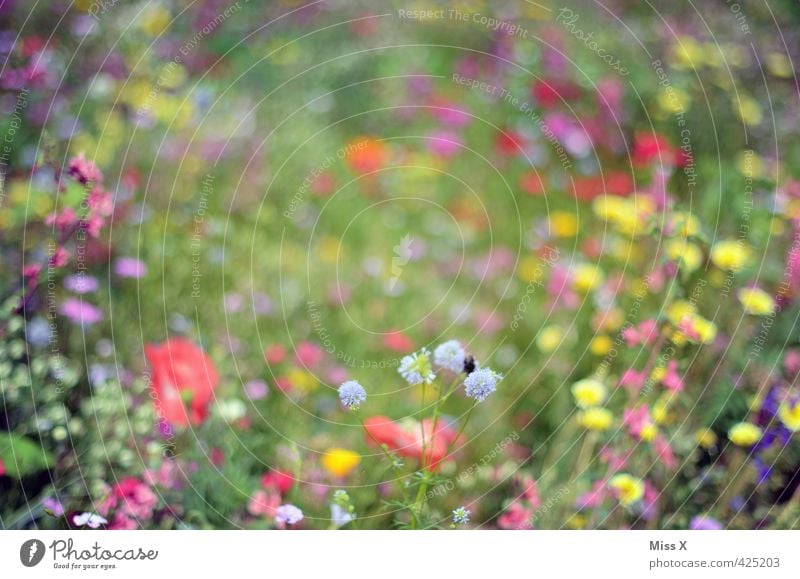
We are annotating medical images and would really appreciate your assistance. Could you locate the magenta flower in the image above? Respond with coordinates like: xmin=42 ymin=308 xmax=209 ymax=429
xmin=59 ymin=298 xmax=103 ymax=326
xmin=114 ymin=257 xmax=147 ymax=278
xmin=64 ymin=274 xmax=98 ymax=294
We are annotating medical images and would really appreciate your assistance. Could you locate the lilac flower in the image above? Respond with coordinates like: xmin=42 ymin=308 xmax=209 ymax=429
xmin=244 ymin=379 xmax=269 ymax=400
xmin=275 ymin=504 xmax=303 ymax=525
xmin=689 ymin=515 xmax=723 ymax=530
xmin=73 ymin=512 xmax=107 ymax=528
xmin=25 ymin=317 xmax=50 ymax=347
xmin=434 ymin=340 xmax=467 ymax=373
xmin=464 ymin=367 xmax=502 ymax=402
xmin=64 ymin=274 xmax=98 ymax=294
xmin=338 ymin=380 xmax=367 ymax=409
xmin=42 ymin=497 xmax=64 ymax=517
xmin=113 ymin=257 xmax=147 ymax=278
xmin=59 ymin=298 xmax=103 ymax=326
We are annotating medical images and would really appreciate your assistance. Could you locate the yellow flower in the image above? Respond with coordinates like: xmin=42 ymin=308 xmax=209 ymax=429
xmin=609 ymin=474 xmax=644 ymax=506
xmin=691 ymin=316 xmax=718 ymax=345
xmin=549 ymin=211 xmax=578 ymax=237
xmin=640 ymin=423 xmax=658 ymax=442
xmin=286 ymin=368 xmax=317 ymax=393
xmin=671 ymin=212 xmax=701 ymax=237
xmin=666 ymin=300 xmax=697 ymax=325
xmin=652 ymin=398 xmax=675 ymax=426
xmin=571 ymin=378 xmax=607 ymax=408
xmin=572 ymin=264 xmax=604 ymax=293
xmin=322 ymin=448 xmax=361 ymax=478
xmin=728 ymin=422 xmax=762 ymax=447
xmin=738 ymin=288 xmax=775 ymax=316
xmin=766 ymin=52 xmax=793 ymax=78
xmin=139 ymin=5 xmax=171 ymax=36
xmin=536 ymin=325 xmax=563 ymax=353
xmin=734 ymin=96 xmax=762 ymax=126
xmin=517 ymin=254 xmax=546 ymax=283
xmin=670 ymin=36 xmax=703 ymax=69
xmin=664 ymin=239 xmax=703 ymax=272
xmin=589 ymin=335 xmax=613 ymax=356
xmin=778 ymin=401 xmax=800 ymax=432
xmin=695 ymin=428 xmax=718 ymax=450
xmin=578 ymin=407 xmax=613 ymax=431
xmin=710 ymin=240 xmax=752 ymax=272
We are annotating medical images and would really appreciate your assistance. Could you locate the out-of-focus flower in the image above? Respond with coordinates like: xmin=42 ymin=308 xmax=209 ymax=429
xmin=572 ymin=264 xmax=604 ymax=293
xmin=72 ymin=512 xmax=107 ymax=528
xmin=434 ymin=340 xmax=466 ymax=373
xmin=710 ymin=240 xmax=752 ymax=272
xmin=344 ymin=137 xmax=387 ymax=174
xmin=695 ymin=428 xmax=718 ymax=450
xmin=64 ymin=274 xmax=98 ymax=294
xmin=452 ymin=506 xmax=470 ymax=525
xmin=738 ymin=288 xmax=776 ymax=316
xmin=248 ymin=489 xmax=280 ymax=518
xmin=295 ymin=341 xmax=325 ymax=368
xmin=728 ymin=422 xmax=762 ymax=447
xmin=321 ymin=448 xmax=360 ymax=478
xmin=578 ymin=407 xmax=613 ymax=431
xmin=113 ymin=257 xmax=147 ymax=278
xmin=338 ymin=380 xmax=367 ymax=409
xmin=536 ymin=325 xmax=563 ymax=353
xmin=383 ymin=331 xmax=415 ymax=353
xmin=244 ymin=379 xmax=268 ymax=400
xmin=464 ymin=367 xmax=502 ymax=402
xmin=363 ymin=415 xmax=458 ymax=471
xmin=664 ymin=239 xmax=703 ymax=272
xmin=609 ymin=474 xmax=644 ymax=506
xmin=777 ymin=401 xmax=800 ymax=431
xmin=261 ymin=470 xmax=294 ymax=495
xmin=690 ymin=515 xmax=723 ymax=530
xmin=275 ymin=504 xmax=304 ymax=526
xmin=145 ymin=338 xmax=219 ymax=427
xmin=623 ymin=406 xmax=657 ymax=442
xmin=571 ymin=378 xmax=607 ymax=408
xmin=42 ymin=497 xmax=64 ymax=517
xmin=497 ymin=502 xmax=532 ymax=529
xmin=98 ymin=477 xmax=158 ymax=529
xmin=59 ymin=298 xmax=103 ymax=326
xmin=398 ymin=348 xmax=436 ymax=385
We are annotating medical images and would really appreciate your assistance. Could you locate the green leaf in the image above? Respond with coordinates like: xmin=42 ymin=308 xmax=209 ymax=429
xmin=0 ymin=432 xmax=54 ymax=479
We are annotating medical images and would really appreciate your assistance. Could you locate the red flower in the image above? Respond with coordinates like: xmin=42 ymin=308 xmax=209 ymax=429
xmin=382 ymin=331 xmax=415 ymax=353
xmin=145 ymin=338 xmax=219 ymax=427
xmin=344 ymin=137 xmax=388 ymax=174
xmin=0 ymin=457 xmax=5 ymax=477
xmin=495 ymin=129 xmax=525 ymax=156
xmin=261 ymin=469 xmax=295 ymax=495
xmin=631 ymin=132 xmax=684 ymax=167
xmin=531 ymin=79 xmax=581 ymax=108
xmin=363 ymin=415 xmax=459 ymax=471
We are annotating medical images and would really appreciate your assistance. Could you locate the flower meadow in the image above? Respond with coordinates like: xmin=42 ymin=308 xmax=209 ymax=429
xmin=1 ymin=0 xmax=800 ymax=532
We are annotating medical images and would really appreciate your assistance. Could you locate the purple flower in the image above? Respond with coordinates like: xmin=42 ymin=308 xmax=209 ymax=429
xmin=689 ymin=515 xmax=723 ymax=530
xmin=114 ymin=257 xmax=147 ymax=278
xmin=338 ymin=380 xmax=367 ymax=409
xmin=42 ymin=497 xmax=64 ymax=517
xmin=275 ymin=504 xmax=303 ymax=526
xmin=244 ymin=379 xmax=269 ymax=400
xmin=59 ymin=298 xmax=103 ymax=326
xmin=64 ymin=274 xmax=99 ymax=294
xmin=72 ymin=512 xmax=107 ymax=528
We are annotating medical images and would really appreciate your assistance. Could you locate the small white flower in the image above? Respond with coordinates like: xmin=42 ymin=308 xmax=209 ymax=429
xmin=434 ymin=340 xmax=467 ymax=373
xmin=398 ymin=348 xmax=436 ymax=385
xmin=73 ymin=512 xmax=108 ymax=528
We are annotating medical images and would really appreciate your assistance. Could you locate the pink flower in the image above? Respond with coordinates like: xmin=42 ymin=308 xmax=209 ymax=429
xmin=576 ymin=479 xmax=608 ymax=510
xmin=623 ymin=405 xmax=655 ymax=441
xmin=427 ymin=130 xmax=463 ymax=158
xmin=248 ymin=489 xmax=280 ymax=517
xmin=620 ymin=369 xmax=646 ymax=393
xmin=622 ymin=319 xmax=658 ymax=347
xmin=653 ymin=436 xmax=676 ymax=469
xmin=114 ymin=257 xmax=147 ymax=279
xmin=497 ymin=502 xmax=533 ymax=530
xmin=662 ymin=360 xmax=684 ymax=392
xmin=99 ymin=477 xmax=158 ymax=529
xmin=264 ymin=344 xmax=286 ymax=365
xmin=59 ymin=298 xmax=103 ymax=326
xmin=68 ymin=153 xmax=103 ymax=185
xmin=294 ymin=341 xmax=325 ymax=368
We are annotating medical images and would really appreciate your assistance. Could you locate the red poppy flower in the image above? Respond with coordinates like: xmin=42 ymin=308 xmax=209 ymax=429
xmin=261 ymin=469 xmax=295 ymax=495
xmin=145 ymin=338 xmax=219 ymax=427
xmin=363 ymin=415 xmax=459 ymax=471
xmin=631 ymin=132 xmax=684 ymax=167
